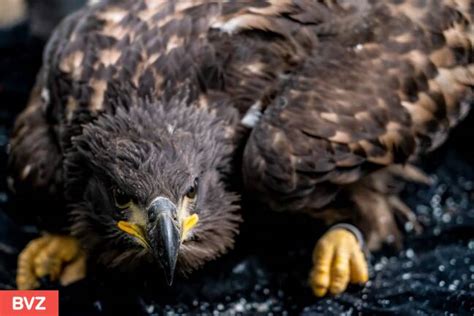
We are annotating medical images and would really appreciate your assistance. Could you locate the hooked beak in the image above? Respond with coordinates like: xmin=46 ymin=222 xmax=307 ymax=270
xmin=146 ymin=197 xmax=180 ymax=285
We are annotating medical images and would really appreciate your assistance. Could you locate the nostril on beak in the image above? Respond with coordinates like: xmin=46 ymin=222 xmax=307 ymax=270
xmin=148 ymin=208 xmax=157 ymax=222
xmin=147 ymin=197 xmax=176 ymax=222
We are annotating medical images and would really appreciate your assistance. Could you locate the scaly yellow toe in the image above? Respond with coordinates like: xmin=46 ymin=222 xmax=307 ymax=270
xmin=17 ymin=235 xmax=86 ymax=290
xmin=309 ymin=228 xmax=368 ymax=297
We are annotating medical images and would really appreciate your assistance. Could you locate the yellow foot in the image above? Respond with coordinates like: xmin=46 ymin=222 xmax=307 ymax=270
xmin=309 ymin=228 xmax=368 ymax=297
xmin=17 ymin=235 xmax=86 ymax=290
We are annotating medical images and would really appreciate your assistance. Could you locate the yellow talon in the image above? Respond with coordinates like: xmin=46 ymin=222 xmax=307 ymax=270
xmin=16 ymin=235 xmax=86 ymax=290
xmin=309 ymin=228 xmax=368 ymax=297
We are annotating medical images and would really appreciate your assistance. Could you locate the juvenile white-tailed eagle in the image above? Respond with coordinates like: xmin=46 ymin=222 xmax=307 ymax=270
xmin=9 ymin=0 xmax=473 ymax=296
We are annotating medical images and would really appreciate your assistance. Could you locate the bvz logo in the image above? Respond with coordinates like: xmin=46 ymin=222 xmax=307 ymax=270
xmin=0 ymin=291 xmax=58 ymax=316
xmin=12 ymin=296 xmax=46 ymax=310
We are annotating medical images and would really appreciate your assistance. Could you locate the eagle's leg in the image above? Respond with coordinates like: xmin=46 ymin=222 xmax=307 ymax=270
xmin=309 ymin=225 xmax=368 ymax=297
xmin=17 ymin=235 xmax=86 ymax=290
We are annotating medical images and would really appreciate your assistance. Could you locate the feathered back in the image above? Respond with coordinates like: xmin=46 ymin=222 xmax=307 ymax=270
xmin=240 ymin=0 xmax=473 ymax=216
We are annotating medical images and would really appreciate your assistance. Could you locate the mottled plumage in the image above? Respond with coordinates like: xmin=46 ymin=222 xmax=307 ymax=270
xmin=8 ymin=0 xmax=473 ymax=290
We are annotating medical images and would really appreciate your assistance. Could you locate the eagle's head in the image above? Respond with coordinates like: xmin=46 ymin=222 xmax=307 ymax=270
xmin=65 ymin=98 xmax=241 ymax=284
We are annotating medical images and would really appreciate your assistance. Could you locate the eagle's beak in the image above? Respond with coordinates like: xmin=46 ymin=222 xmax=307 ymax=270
xmin=146 ymin=197 xmax=180 ymax=286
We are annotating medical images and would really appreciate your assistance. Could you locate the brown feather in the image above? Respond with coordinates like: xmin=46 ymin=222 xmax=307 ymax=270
xmin=9 ymin=0 xmax=474 ymax=271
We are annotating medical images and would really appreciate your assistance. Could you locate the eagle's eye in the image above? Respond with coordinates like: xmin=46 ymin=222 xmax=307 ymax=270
xmin=113 ymin=188 xmax=132 ymax=209
xmin=185 ymin=178 xmax=198 ymax=199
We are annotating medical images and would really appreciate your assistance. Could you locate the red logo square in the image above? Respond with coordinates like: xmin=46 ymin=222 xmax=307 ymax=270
xmin=0 ymin=291 xmax=58 ymax=316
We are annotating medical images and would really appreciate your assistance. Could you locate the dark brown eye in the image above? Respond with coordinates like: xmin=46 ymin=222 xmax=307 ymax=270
xmin=185 ymin=179 xmax=198 ymax=199
xmin=114 ymin=188 xmax=132 ymax=209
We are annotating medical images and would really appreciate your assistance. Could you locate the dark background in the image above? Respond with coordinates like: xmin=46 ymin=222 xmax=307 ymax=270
xmin=0 ymin=1 xmax=473 ymax=315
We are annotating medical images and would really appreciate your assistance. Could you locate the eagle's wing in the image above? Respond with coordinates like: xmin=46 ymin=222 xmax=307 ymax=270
xmin=8 ymin=80 xmax=61 ymax=196
xmin=7 ymin=11 xmax=88 ymax=229
xmin=242 ymin=0 xmax=473 ymax=237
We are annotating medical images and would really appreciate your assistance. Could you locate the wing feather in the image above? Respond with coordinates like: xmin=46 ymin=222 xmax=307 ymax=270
xmin=242 ymin=0 xmax=473 ymax=214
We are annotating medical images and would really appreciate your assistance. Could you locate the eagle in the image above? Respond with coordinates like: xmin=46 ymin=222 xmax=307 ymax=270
xmin=8 ymin=0 xmax=473 ymax=297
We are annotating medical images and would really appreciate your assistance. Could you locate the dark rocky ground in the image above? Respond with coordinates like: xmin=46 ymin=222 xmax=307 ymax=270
xmin=0 ymin=5 xmax=473 ymax=316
